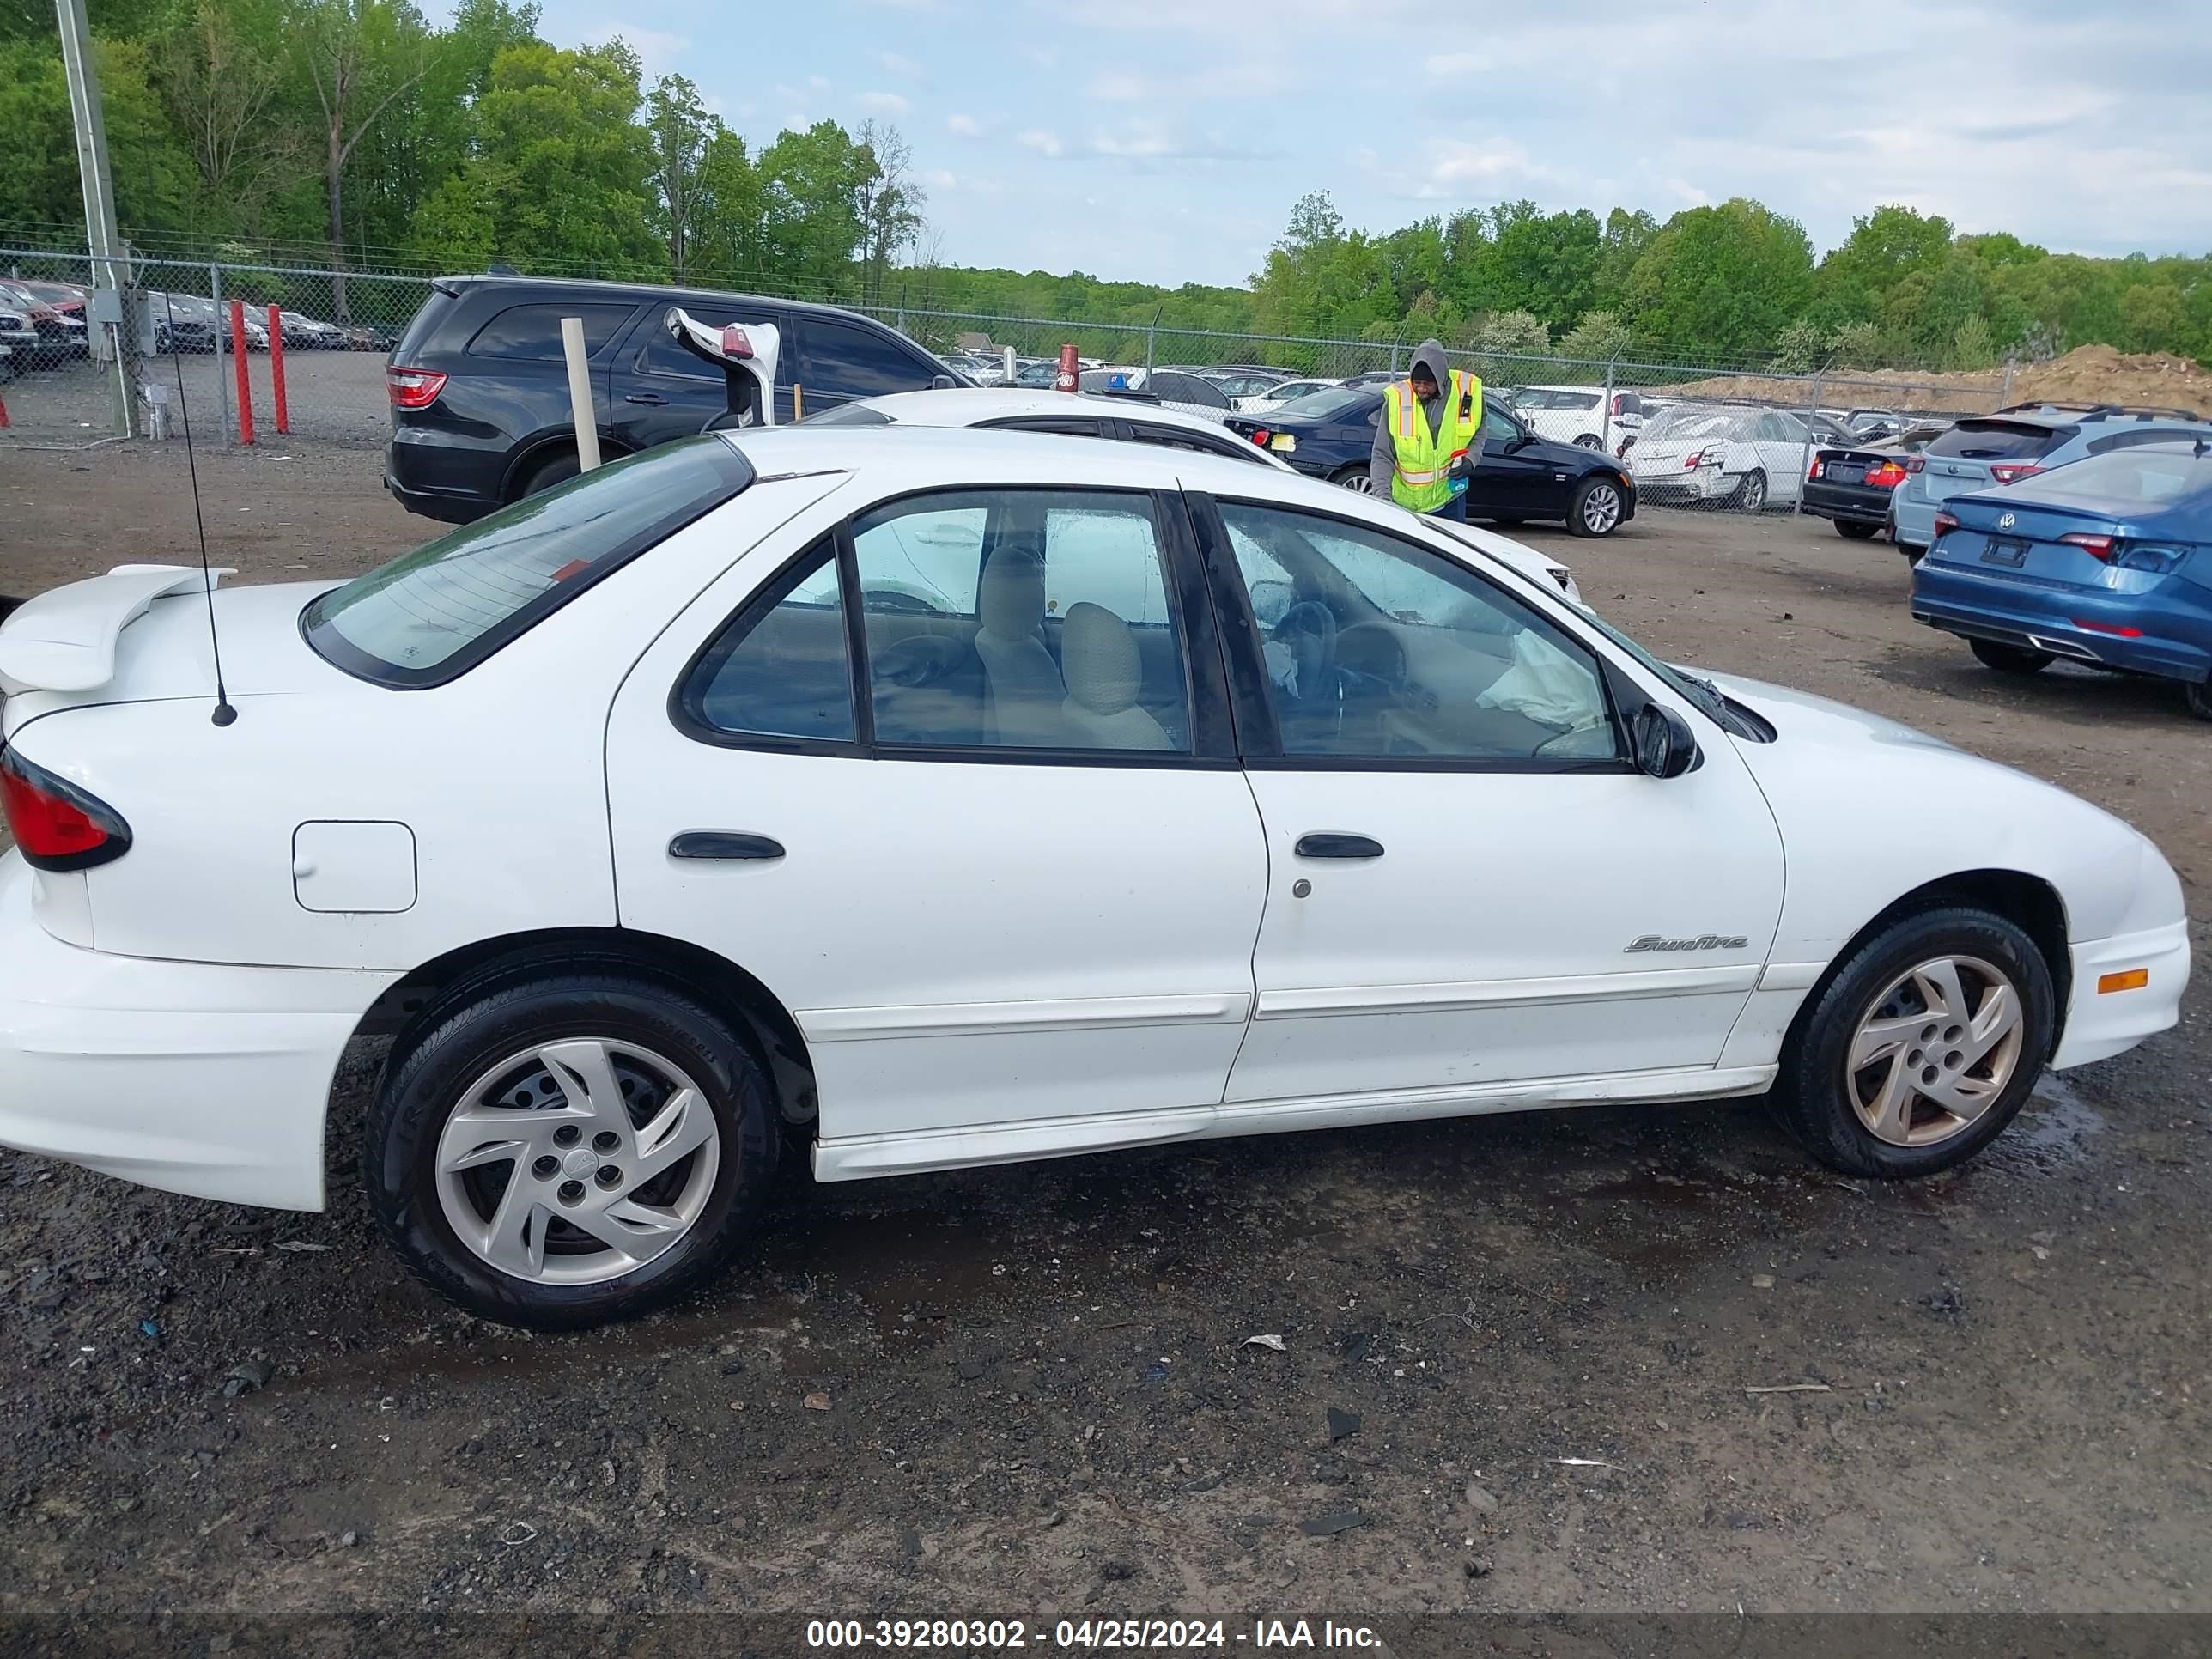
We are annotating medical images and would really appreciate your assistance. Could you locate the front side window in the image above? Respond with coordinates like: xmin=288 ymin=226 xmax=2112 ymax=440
xmin=680 ymin=544 xmax=854 ymax=744
xmin=1218 ymin=501 xmax=1619 ymax=766
xmin=637 ymin=304 xmax=789 ymax=384
xmin=853 ymin=489 xmax=1192 ymax=753
xmin=306 ymin=437 xmax=750 ymax=686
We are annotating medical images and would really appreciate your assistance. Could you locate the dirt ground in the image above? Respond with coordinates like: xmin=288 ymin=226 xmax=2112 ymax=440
xmin=0 ymin=438 xmax=2208 ymax=1639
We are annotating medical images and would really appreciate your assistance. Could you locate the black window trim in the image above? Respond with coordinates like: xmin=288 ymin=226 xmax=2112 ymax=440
xmin=671 ymin=482 xmax=1239 ymax=769
xmin=306 ymin=436 xmax=756 ymax=691
xmin=1188 ymin=489 xmax=1636 ymax=775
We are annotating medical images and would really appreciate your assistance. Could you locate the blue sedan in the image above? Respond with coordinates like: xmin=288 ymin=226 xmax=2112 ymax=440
xmin=1911 ymin=438 xmax=2212 ymax=720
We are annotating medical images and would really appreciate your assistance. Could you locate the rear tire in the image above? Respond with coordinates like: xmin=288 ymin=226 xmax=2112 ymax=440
xmin=1970 ymin=639 xmax=2054 ymax=677
xmin=368 ymin=974 xmax=779 ymax=1330
xmin=1836 ymin=520 xmax=1881 ymax=540
xmin=517 ymin=450 xmax=582 ymax=499
xmin=1734 ymin=469 xmax=1770 ymax=513
xmin=1900 ymin=544 xmax=1926 ymax=566
xmin=2185 ymin=678 xmax=2212 ymax=722
xmin=1771 ymin=906 xmax=2054 ymax=1178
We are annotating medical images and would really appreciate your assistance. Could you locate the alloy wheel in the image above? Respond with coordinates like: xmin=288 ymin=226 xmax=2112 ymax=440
xmin=434 ymin=1038 xmax=720 ymax=1285
xmin=1844 ymin=955 xmax=2025 ymax=1147
xmin=1581 ymin=483 xmax=1622 ymax=535
xmin=1338 ymin=471 xmax=1373 ymax=493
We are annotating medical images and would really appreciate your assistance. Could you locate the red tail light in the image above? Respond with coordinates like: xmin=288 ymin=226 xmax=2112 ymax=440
xmin=1933 ymin=510 xmax=1960 ymax=538
xmin=1989 ymin=463 xmax=2043 ymax=485
xmin=2074 ymin=617 xmax=2142 ymax=636
xmin=1808 ymin=457 xmax=1824 ymax=480
xmin=1902 ymin=455 xmax=1926 ymax=474
xmin=1249 ymin=427 xmax=1270 ymax=447
xmin=1864 ymin=461 xmax=1908 ymax=489
xmin=0 ymin=749 xmax=131 ymax=871
xmin=2060 ymin=532 xmax=2116 ymax=562
xmin=386 ymin=366 xmax=447 ymax=410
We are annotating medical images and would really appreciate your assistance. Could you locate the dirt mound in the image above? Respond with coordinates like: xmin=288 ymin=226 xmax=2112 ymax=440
xmin=1656 ymin=344 xmax=2212 ymax=419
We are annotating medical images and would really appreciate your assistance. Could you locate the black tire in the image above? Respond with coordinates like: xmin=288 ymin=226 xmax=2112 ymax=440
xmin=1485 ymin=514 xmax=1528 ymax=526
xmin=1970 ymin=638 xmax=2054 ymax=677
xmin=1329 ymin=465 xmax=1374 ymax=495
xmin=1835 ymin=519 xmax=1881 ymax=540
xmin=2185 ymin=678 xmax=2212 ymax=722
xmin=1573 ymin=434 xmax=1602 ymax=449
xmin=367 ymin=974 xmax=779 ymax=1330
xmin=517 ymin=450 xmax=582 ymax=499
xmin=1733 ymin=469 xmax=1770 ymax=513
xmin=1771 ymin=906 xmax=2055 ymax=1178
xmin=1567 ymin=474 xmax=1625 ymax=538
xmin=1900 ymin=544 xmax=1925 ymax=566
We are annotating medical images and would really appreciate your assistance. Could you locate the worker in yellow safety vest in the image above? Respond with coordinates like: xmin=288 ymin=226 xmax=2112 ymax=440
xmin=1368 ymin=337 xmax=1484 ymax=519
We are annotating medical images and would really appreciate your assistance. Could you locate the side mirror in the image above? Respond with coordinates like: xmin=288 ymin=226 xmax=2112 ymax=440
xmin=932 ymin=374 xmax=957 ymax=390
xmin=1249 ymin=579 xmax=1295 ymax=629
xmin=1631 ymin=703 xmax=1700 ymax=779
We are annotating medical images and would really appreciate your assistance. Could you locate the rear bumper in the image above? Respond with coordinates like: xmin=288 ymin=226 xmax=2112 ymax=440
xmin=1892 ymin=494 xmax=1941 ymax=545
xmin=386 ymin=426 xmax=507 ymax=523
xmin=1911 ymin=566 xmax=2212 ymax=684
xmin=0 ymin=852 xmax=389 ymax=1212
xmin=1801 ymin=482 xmax=1892 ymax=525
xmin=2053 ymin=919 xmax=2191 ymax=1069
xmin=1632 ymin=468 xmax=1735 ymax=504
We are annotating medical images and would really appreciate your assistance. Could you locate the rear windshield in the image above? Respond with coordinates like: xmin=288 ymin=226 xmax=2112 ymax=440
xmin=800 ymin=401 xmax=896 ymax=427
xmin=1276 ymin=387 xmax=1374 ymax=422
xmin=1927 ymin=419 xmax=2070 ymax=461
xmin=2002 ymin=447 xmax=2210 ymax=512
xmin=304 ymin=437 xmax=752 ymax=687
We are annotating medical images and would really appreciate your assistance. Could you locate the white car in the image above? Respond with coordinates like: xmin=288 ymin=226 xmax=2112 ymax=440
xmin=807 ymin=389 xmax=1583 ymax=605
xmin=1629 ymin=404 xmax=1822 ymax=512
xmin=1510 ymin=384 xmax=1649 ymax=452
xmin=1235 ymin=377 xmax=1343 ymax=416
xmin=0 ymin=429 xmax=2186 ymax=1328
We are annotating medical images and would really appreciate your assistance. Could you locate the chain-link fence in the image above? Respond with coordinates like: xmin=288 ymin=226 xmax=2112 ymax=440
xmin=3 ymin=247 xmax=2027 ymax=526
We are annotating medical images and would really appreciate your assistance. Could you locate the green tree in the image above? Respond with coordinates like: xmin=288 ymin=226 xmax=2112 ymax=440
xmin=854 ymin=119 xmax=925 ymax=307
xmin=1557 ymin=308 xmax=1634 ymax=363
xmin=2118 ymin=282 xmax=2186 ymax=353
xmin=1622 ymin=198 xmax=1815 ymax=359
xmin=0 ymin=35 xmax=195 ymax=235
xmin=757 ymin=119 xmax=871 ymax=298
xmin=1818 ymin=204 xmax=1953 ymax=318
xmin=645 ymin=73 xmax=714 ymax=279
xmin=1949 ymin=313 xmax=1996 ymax=372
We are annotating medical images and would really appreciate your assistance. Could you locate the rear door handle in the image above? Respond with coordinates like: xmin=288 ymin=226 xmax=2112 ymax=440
xmin=1295 ymin=833 xmax=1384 ymax=860
xmin=624 ymin=391 xmax=669 ymax=405
xmin=669 ymin=832 xmax=784 ymax=861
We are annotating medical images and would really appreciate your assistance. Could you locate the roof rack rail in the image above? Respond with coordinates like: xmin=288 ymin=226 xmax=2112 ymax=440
xmin=1994 ymin=399 xmax=2205 ymax=422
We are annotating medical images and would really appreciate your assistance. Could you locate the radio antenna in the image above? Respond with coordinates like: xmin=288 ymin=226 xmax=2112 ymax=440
xmin=163 ymin=292 xmax=235 ymax=726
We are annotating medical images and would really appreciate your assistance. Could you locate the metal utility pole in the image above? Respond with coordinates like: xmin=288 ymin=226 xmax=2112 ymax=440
xmin=57 ymin=0 xmax=133 ymax=436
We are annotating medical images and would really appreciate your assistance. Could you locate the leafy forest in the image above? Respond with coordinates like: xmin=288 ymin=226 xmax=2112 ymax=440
xmin=3 ymin=0 xmax=2209 ymax=371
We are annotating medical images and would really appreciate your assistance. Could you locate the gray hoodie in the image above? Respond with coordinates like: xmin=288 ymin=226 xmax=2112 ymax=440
xmin=1369 ymin=337 xmax=1463 ymax=496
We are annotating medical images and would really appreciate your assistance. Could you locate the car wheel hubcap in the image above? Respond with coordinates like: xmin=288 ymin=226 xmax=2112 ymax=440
xmin=1743 ymin=476 xmax=1765 ymax=510
xmin=434 ymin=1038 xmax=720 ymax=1285
xmin=1845 ymin=955 xmax=2024 ymax=1147
xmin=1583 ymin=485 xmax=1620 ymax=533
xmin=1340 ymin=475 xmax=1371 ymax=492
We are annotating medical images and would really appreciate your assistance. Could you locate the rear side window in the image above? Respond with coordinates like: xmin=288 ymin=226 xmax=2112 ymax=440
xmin=1928 ymin=420 xmax=2071 ymax=461
xmin=797 ymin=319 xmax=934 ymax=398
xmin=465 ymin=301 xmax=636 ymax=362
xmin=304 ymin=437 xmax=751 ymax=687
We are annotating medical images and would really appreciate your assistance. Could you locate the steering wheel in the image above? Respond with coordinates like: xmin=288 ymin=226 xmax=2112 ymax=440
xmin=1532 ymin=712 xmax=1616 ymax=758
xmin=1272 ymin=600 xmax=1338 ymax=702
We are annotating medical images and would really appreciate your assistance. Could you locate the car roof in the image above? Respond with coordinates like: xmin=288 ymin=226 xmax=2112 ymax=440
xmin=710 ymin=423 xmax=1562 ymax=573
xmin=845 ymin=386 xmax=1268 ymax=440
xmin=433 ymin=271 xmax=910 ymax=328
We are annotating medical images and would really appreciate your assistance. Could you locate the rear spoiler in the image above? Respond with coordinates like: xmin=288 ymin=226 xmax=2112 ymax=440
xmin=0 ymin=564 xmax=233 ymax=696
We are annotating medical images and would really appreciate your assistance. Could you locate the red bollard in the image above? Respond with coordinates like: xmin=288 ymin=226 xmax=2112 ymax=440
xmin=1056 ymin=343 xmax=1079 ymax=392
xmin=265 ymin=304 xmax=289 ymax=434
xmin=228 ymin=300 xmax=255 ymax=445
xmin=0 ymin=389 xmax=9 ymax=428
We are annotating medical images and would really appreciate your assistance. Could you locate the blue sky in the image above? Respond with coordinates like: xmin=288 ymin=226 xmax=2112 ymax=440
xmin=504 ymin=0 xmax=2212 ymax=287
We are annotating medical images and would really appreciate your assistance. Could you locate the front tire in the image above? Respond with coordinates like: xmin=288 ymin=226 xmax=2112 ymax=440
xmin=1970 ymin=639 xmax=2054 ymax=676
xmin=1568 ymin=475 xmax=1625 ymax=538
xmin=1836 ymin=519 xmax=1881 ymax=540
xmin=368 ymin=975 xmax=779 ymax=1330
xmin=1573 ymin=434 xmax=1602 ymax=449
xmin=1772 ymin=907 xmax=2054 ymax=1178
xmin=1330 ymin=465 xmax=1374 ymax=494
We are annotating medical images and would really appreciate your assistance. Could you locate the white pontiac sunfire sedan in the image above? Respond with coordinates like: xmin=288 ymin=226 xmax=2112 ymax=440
xmin=0 ymin=428 xmax=2190 ymax=1328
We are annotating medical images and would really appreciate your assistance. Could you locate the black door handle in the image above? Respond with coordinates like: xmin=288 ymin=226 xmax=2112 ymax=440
xmin=669 ymin=832 xmax=784 ymax=861
xmin=1295 ymin=833 xmax=1384 ymax=860
xmin=624 ymin=391 xmax=669 ymax=405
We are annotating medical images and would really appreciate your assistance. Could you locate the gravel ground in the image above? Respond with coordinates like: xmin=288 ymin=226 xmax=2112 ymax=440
xmin=0 ymin=440 xmax=2207 ymax=1634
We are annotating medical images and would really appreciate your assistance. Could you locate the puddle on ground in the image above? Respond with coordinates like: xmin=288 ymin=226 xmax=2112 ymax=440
xmin=1989 ymin=1070 xmax=2110 ymax=1171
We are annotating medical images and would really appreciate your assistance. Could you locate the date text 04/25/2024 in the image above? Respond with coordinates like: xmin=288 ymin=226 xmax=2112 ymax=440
xmin=805 ymin=1619 xmax=1383 ymax=1649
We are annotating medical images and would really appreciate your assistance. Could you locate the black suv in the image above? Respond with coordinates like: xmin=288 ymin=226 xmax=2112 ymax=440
xmin=384 ymin=276 xmax=959 ymax=523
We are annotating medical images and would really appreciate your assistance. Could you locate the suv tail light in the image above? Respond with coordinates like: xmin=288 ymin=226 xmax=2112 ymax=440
xmin=2060 ymin=532 xmax=2116 ymax=562
xmin=0 ymin=748 xmax=131 ymax=871
xmin=1902 ymin=454 xmax=1926 ymax=474
xmin=1989 ymin=462 xmax=2043 ymax=485
xmin=386 ymin=366 xmax=447 ymax=410
xmin=1933 ymin=510 xmax=1960 ymax=538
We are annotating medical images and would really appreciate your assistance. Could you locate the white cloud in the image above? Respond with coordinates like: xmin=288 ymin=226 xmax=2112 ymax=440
xmin=879 ymin=51 xmax=922 ymax=77
xmin=926 ymin=168 xmax=958 ymax=190
xmin=946 ymin=112 xmax=984 ymax=137
xmin=860 ymin=90 xmax=911 ymax=115
xmin=807 ymin=74 xmax=830 ymax=92
xmin=1423 ymin=51 xmax=1487 ymax=77
xmin=1087 ymin=70 xmax=1153 ymax=101
xmin=1018 ymin=128 xmax=1064 ymax=157
xmin=580 ymin=25 xmax=690 ymax=79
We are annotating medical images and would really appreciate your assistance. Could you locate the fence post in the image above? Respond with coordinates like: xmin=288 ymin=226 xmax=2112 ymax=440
xmin=1603 ymin=353 xmax=1617 ymax=455
xmin=265 ymin=303 xmax=289 ymax=435
xmin=1999 ymin=362 xmax=2015 ymax=409
xmin=1796 ymin=370 xmax=1825 ymax=518
xmin=210 ymin=261 xmax=229 ymax=446
xmin=1145 ymin=305 xmax=1160 ymax=376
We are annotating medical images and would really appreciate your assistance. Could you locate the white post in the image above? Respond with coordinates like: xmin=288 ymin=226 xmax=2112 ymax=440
xmin=1002 ymin=344 xmax=1016 ymax=385
xmin=57 ymin=0 xmax=132 ymax=436
xmin=560 ymin=316 xmax=601 ymax=472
